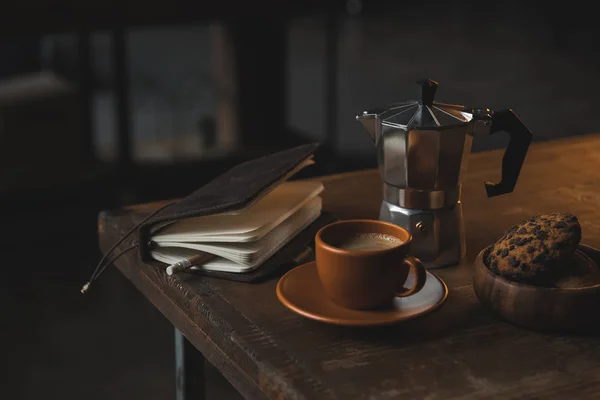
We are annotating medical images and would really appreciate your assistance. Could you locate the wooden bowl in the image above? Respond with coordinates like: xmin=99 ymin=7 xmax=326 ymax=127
xmin=473 ymin=244 xmax=600 ymax=333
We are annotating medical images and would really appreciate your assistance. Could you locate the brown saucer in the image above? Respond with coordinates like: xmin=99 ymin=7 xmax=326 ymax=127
xmin=276 ymin=261 xmax=449 ymax=327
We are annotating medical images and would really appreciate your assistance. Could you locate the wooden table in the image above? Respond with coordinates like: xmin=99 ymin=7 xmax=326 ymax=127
xmin=99 ymin=133 xmax=600 ymax=399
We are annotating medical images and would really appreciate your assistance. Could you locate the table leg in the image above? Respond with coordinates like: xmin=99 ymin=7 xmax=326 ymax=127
xmin=174 ymin=327 xmax=206 ymax=400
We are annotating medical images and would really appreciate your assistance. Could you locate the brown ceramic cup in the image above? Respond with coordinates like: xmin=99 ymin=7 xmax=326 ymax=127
xmin=315 ymin=219 xmax=427 ymax=310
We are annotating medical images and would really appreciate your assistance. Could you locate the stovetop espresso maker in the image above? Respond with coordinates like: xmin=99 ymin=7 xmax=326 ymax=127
xmin=357 ymin=78 xmax=533 ymax=268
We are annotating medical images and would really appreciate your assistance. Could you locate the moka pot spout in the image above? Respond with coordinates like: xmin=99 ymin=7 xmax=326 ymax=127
xmin=356 ymin=110 xmax=381 ymax=146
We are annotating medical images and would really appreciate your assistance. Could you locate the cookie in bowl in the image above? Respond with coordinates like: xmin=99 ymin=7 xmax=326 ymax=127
xmin=473 ymin=243 xmax=600 ymax=333
xmin=474 ymin=215 xmax=600 ymax=332
xmin=485 ymin=213 xmax=582 ymax=285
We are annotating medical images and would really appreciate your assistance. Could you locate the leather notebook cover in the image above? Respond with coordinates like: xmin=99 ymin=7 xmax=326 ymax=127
xmin=137 ymin=143 xmax=325 ymax=282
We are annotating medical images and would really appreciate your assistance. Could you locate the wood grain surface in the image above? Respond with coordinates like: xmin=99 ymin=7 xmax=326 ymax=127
xmin=99 ymin=133 xmax=600 ymax=400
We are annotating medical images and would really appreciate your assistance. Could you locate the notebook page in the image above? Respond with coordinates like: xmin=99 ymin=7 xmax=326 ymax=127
xmin=150 ymin=197 xmax=322 ymax=273
xmin=152 ymin=181 xmax=323 ymax=242
xmin=153 ymin=197 xmax=321 ymax=264
xmin=149 ymin=157 xmax=316 ymax=234
xmin=154 ymin=209 xmax=320 ymax=273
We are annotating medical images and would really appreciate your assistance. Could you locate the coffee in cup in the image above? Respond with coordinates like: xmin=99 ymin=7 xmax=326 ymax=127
xmin=336 ymin=232 xmax=403 ymax=251
xmin=315 ymin=219 xmax=427 ymax=310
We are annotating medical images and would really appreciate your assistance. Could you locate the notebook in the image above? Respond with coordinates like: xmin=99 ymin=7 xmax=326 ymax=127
xmin=81 ymin=143 xmax=337 ymax=291
xmin=148 ymin=181 xmax=324 ymax=273
xmin=132 ymin=143 xmax=331 ymax=280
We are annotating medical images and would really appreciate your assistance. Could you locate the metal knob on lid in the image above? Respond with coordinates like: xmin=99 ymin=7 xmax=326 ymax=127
xmin=417 ymin=78 xmax=438 ymax=107
xmin=360 ymin=78 xmax=469 ymax=130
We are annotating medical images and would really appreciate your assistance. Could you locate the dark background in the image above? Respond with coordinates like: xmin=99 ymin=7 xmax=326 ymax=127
xmin=1 ymin=1 xmax=599 ymax=398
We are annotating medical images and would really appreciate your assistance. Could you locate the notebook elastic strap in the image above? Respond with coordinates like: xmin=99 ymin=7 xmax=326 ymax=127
xmin=80 ymin=201 xmax=175 ymax=294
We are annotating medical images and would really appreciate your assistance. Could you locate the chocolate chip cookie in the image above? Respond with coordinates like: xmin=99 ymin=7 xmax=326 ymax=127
xmin=486 ymin=213 xmax=582 ymax=283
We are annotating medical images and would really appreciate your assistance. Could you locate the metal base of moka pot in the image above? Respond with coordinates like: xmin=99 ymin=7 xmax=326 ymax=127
xmin=379 ymin=201 xmax=466 ymax=269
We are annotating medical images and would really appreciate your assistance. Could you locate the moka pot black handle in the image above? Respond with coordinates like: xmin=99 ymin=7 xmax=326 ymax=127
xmin=484 ymin=109 xmax=533 ymax=197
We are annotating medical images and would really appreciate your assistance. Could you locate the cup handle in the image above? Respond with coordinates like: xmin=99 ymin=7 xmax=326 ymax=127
xmin=395 ymin=256 xmax=427 ymax=297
